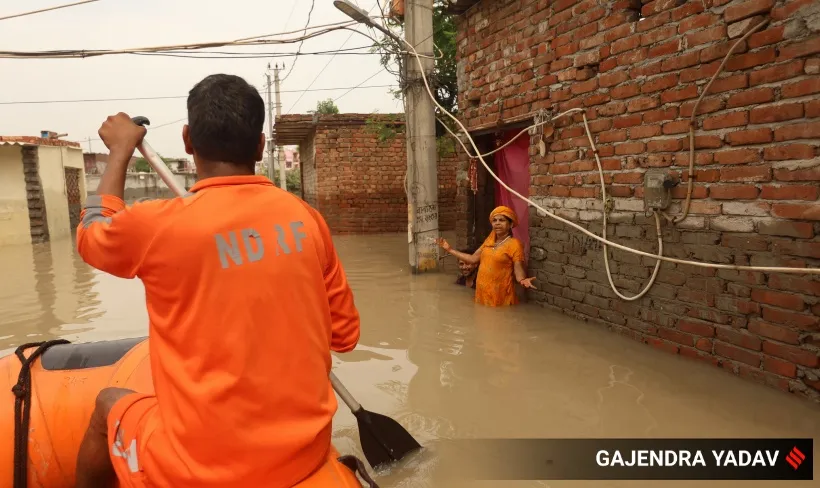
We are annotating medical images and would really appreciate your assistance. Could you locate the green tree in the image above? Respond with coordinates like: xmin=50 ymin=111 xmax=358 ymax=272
xmin=371 ymin=1 xmax=458 ymax=138
xmin=309 ymin=98 xmax=340 ymax=115
xmin=133 ymin=155 xmax=174 ymax=173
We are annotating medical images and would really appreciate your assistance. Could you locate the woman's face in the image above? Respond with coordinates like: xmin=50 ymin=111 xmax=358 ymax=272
xmin=491 ymin=215 xmax=512 ymax=236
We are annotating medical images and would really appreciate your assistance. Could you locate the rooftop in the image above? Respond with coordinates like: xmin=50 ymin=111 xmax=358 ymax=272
xmin=274 ymin=113 xmax=404 ymax=145
xmin=0 ymin=136 xmax=81 ymax=149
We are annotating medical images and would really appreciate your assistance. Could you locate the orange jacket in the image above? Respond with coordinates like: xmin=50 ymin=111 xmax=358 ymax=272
xmin=77 ymin=175 xmax=361 ymax=487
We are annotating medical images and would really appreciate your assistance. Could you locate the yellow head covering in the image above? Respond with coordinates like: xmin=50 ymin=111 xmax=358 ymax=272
xmin=482 ymin=206 xmax=518 ymax=248
xmin=489 ymin=205 xmax=518 ymax=228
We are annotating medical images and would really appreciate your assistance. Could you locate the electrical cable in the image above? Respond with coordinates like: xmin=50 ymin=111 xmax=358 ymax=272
xmin=280 ymin=0 xmax=316 ymax=82
xmin=1 ymin=84 xmax=396 ymax=105
xmin=0 ymin=0 xmax=99 ymax=22
xmin=381 ymin=24 xmax=820 ymax=277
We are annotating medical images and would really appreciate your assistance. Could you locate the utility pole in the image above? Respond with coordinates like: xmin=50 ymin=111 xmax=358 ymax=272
xmin=404 ymin=0 xmax=439 ymax=273
xmin=266 ymin=64 xmax=275 ymax=181
xmin=274 ymin=63 xmax=287 ymax=191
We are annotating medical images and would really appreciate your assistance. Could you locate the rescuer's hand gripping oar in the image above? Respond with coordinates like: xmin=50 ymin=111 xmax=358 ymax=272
xmin=130 ymin=116 xmax=423 ymax=470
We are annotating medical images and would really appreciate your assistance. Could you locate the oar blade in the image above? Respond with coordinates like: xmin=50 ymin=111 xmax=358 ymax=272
xmin=355 ymin=408 xmax=422 ymax=469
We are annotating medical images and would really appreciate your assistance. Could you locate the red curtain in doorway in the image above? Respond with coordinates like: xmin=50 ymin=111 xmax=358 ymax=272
xmin=494 ymin=129 xmax=531 ymax=262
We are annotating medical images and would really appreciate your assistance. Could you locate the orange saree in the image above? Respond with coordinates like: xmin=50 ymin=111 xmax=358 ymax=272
xmin=474 ymin=233 xmax=525 ymax=307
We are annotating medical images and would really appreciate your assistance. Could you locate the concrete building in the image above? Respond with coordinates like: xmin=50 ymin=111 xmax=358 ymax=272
xmin=0 ymin=136 xmax=88 ymax=246
xmin=274 ymin=113 xmax=461 ymax=234
xmin=447 ymin=0 xmax=820 ymax=400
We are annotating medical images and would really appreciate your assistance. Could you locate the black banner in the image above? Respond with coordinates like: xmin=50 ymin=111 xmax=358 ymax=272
xmin=434 ymin=438 xmax=814 ymax=480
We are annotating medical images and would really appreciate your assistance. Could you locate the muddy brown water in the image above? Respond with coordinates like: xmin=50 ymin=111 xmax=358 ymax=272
xmin=1 ymin=233 xmax=818 ymax=487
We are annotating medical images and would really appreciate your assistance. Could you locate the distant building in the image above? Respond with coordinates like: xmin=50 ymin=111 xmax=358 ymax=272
xmin=283 ymin=147 xmax=300 ymax=170
xmin=0 ymin=135 xmax=88 ymax=246
xmin=83 ymin=152 xmax=139 ymax=175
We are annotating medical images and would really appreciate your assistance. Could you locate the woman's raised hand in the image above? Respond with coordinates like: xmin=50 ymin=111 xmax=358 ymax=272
xmin=436 ymin=237 xmax=452 ymax=252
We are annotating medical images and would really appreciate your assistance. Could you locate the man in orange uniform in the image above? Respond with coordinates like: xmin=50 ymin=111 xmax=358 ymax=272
xmin=74 ymin=74 xmax=361 ymax=488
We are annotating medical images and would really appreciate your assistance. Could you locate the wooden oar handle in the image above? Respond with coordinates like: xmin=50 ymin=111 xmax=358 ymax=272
xmin=330 ymin=371 xmax=362 ymax=413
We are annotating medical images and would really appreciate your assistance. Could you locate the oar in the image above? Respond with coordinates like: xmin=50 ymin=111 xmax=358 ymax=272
xmin=130 ymin=115 xmax=423 ymax=469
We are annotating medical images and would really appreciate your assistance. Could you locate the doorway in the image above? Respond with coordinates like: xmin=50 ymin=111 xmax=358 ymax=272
xmin=466 ymin=128 xmax=531 ymax=261
xmin=64 ymin=167 xmax=81 ymax=230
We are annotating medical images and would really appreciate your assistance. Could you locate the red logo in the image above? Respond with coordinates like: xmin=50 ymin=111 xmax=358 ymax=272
xmin=785 ymin=446 xmax=805 ymax=470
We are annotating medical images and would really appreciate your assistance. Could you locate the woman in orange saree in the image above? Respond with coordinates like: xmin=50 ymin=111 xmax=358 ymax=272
xmin=438 ymin=206 xmax=536 ymax=306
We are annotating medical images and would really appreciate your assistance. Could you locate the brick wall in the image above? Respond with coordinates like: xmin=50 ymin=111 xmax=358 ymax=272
xmin=295 ymin=114 xmax=460 ymax=235
xmin=454 ymin=0 xmax=820 ymax=401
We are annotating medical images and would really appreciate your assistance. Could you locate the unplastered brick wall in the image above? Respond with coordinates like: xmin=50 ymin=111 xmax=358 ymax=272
xmin=454 ymin=0 xmax=820 ymax=401
xmin=303 ymin=114 xmax=460 ymax=234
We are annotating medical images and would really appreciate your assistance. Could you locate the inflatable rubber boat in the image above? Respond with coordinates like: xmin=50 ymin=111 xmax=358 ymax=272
xmin=0 ymin=337 xmax=367 ymax=488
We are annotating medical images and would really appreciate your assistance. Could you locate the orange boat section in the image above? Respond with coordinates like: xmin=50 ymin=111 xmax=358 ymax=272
xmin=0 ymin=339 xmax=363 ymax=488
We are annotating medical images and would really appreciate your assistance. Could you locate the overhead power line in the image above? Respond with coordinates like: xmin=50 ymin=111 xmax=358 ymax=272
xmin=0 ymin=84 xmax=396 ymax=106
xmin=0 ymin=0 xmax=100 ymax=22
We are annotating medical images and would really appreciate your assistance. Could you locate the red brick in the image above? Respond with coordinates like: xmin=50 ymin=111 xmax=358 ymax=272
xmin=771 ymin=240 xmax=820 ymax=259
xmin=726 ymin=87 xmax=775 ymax=108
xmin=782 ymin=78 xmax=820 ymax=99
xmin=726 ymin=128 xmax=772 ymax=146
xmin=715 ymin=148 xmax=760 ymax=165
xmin=617 ymin=48 xmax=648 ymax=66
xmin=762 ymin=306 xmax=820 ymax=331
xmin=599 ymin=130 xmax=628 ymax=143
xmin=709 ymin=184 xmax=760 ymax=200
xmin=760 ymin=185 xmax=819 ymax=200
xmin=764 ymin=144 xmax=816 ymax=161
xmin=724 ymin=0 xmax=775 ymax=23
xmin=678 ymin=319 xmax=716 ymax=337
xmin=647 ymin=139 xmax=682 ymax=152
xmin=769 ymin=275 xmax=820 ymax=299
xmin=748 ymin=25 xmax=784 ymax=49
xmin=716 ymin=327 xmax=762 ymax=351
xmin=641 ymin=73 xmax=678 ymax=94
xmin=641 ymin=25 xmax=676 ymax=45
xmin=709 ymin=74 xmax=748 ymax=93
xmin=715 ymin=341 xmax=761 ymax=366
xmin=659 ymin=327 xmax=696 ymax=347
xmin=703 ymin=111 xmax=749 ymax=130
xmin=778 ymin=37 xmax=820 ymax=61
xmin=771 ymin=203 xmax=820 ymax=221
xmin=600 ymin=70 xmax=630 ymax=88
xmin=679 ymin=13 xmax=719 ymax=33
xmin=613 ymin=114 xmax=643 ymax=128
xmin=774 ymin=121 xmax=820 ymax=142
xmin=726 ymin=47 xmax=776 ymax=71
xmin=774 ymin=167 xmax=820 ymax=182
xmin=807 ymin=100 xmax=820 ymax=118
xmin=630 ymin=125 xmax=662 ymax=139
xmin=611 ymin=83 xmax=641 ymax=99
xmin=720 ymin=166 xmax=772 ymax=182
xmin=762 ymin=341 xmax=819 ymax=368
xmin=750 ymin=60 xmax=804 ymax=86
xmin=661 ymin=51 xmax=700 ymax=72
xmin=615 ymin=143 xmax=646 ymax=157
xmin=662 ymin=120 xmax=691 ymax=135
xmin=660 ymin=85 xmax=699 ymax=104
xmin=771 ymin=0 xmax=815 ymax=21
xmin=749 ymin=319 xmax=801 ymax=345
xmin=627 ymin=96 xmax=660 ymax=113
xmin=758 ymin=220 xmax=815 ymax=239
xmin=751 ymin=289 xmax=805 ymax=311
xmin=644 ymin=107 xmax=679 ymax=123
xmin=649 ymin=39 xmax=681 ymax=58
xmin=686 ymin=25 xmax=727 ymax=47
xmin=648 ymin=338 xmax=680 ymax=354
xmin=750 ymin=103 xmax=804 ymax=124
xmin=762 ymin=356 xmax=797 ymax=378
xmin=681 ymin=61 xmax=721 ymax=83
xmin=681 ymin=97 xmax=724 ymax=117
xmin=611 ymin=35 xmax=642 ymax=55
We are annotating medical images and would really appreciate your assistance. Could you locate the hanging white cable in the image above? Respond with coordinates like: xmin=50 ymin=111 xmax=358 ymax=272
xmin=391 ymin=35 xmax=820 ymax=276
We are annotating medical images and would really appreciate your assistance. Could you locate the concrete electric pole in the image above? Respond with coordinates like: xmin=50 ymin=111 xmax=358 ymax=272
xmin=333 ymin=0 xmax=440 ymax=273
xmin=404 ymin=0 xmax=439 ymax=273
xmin=274 ymin=63 xmax=287 ymax=191
xmin=266 ymin=65 xmax=275 ymax=181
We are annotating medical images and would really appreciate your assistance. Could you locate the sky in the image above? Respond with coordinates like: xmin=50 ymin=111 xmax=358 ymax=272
xmin=0 ymin=0 xmax=402 ymax=158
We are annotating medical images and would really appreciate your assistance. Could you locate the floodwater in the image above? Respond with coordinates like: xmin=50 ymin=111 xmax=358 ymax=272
xmin=1 ymin=233 xmax=818 ymax=487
